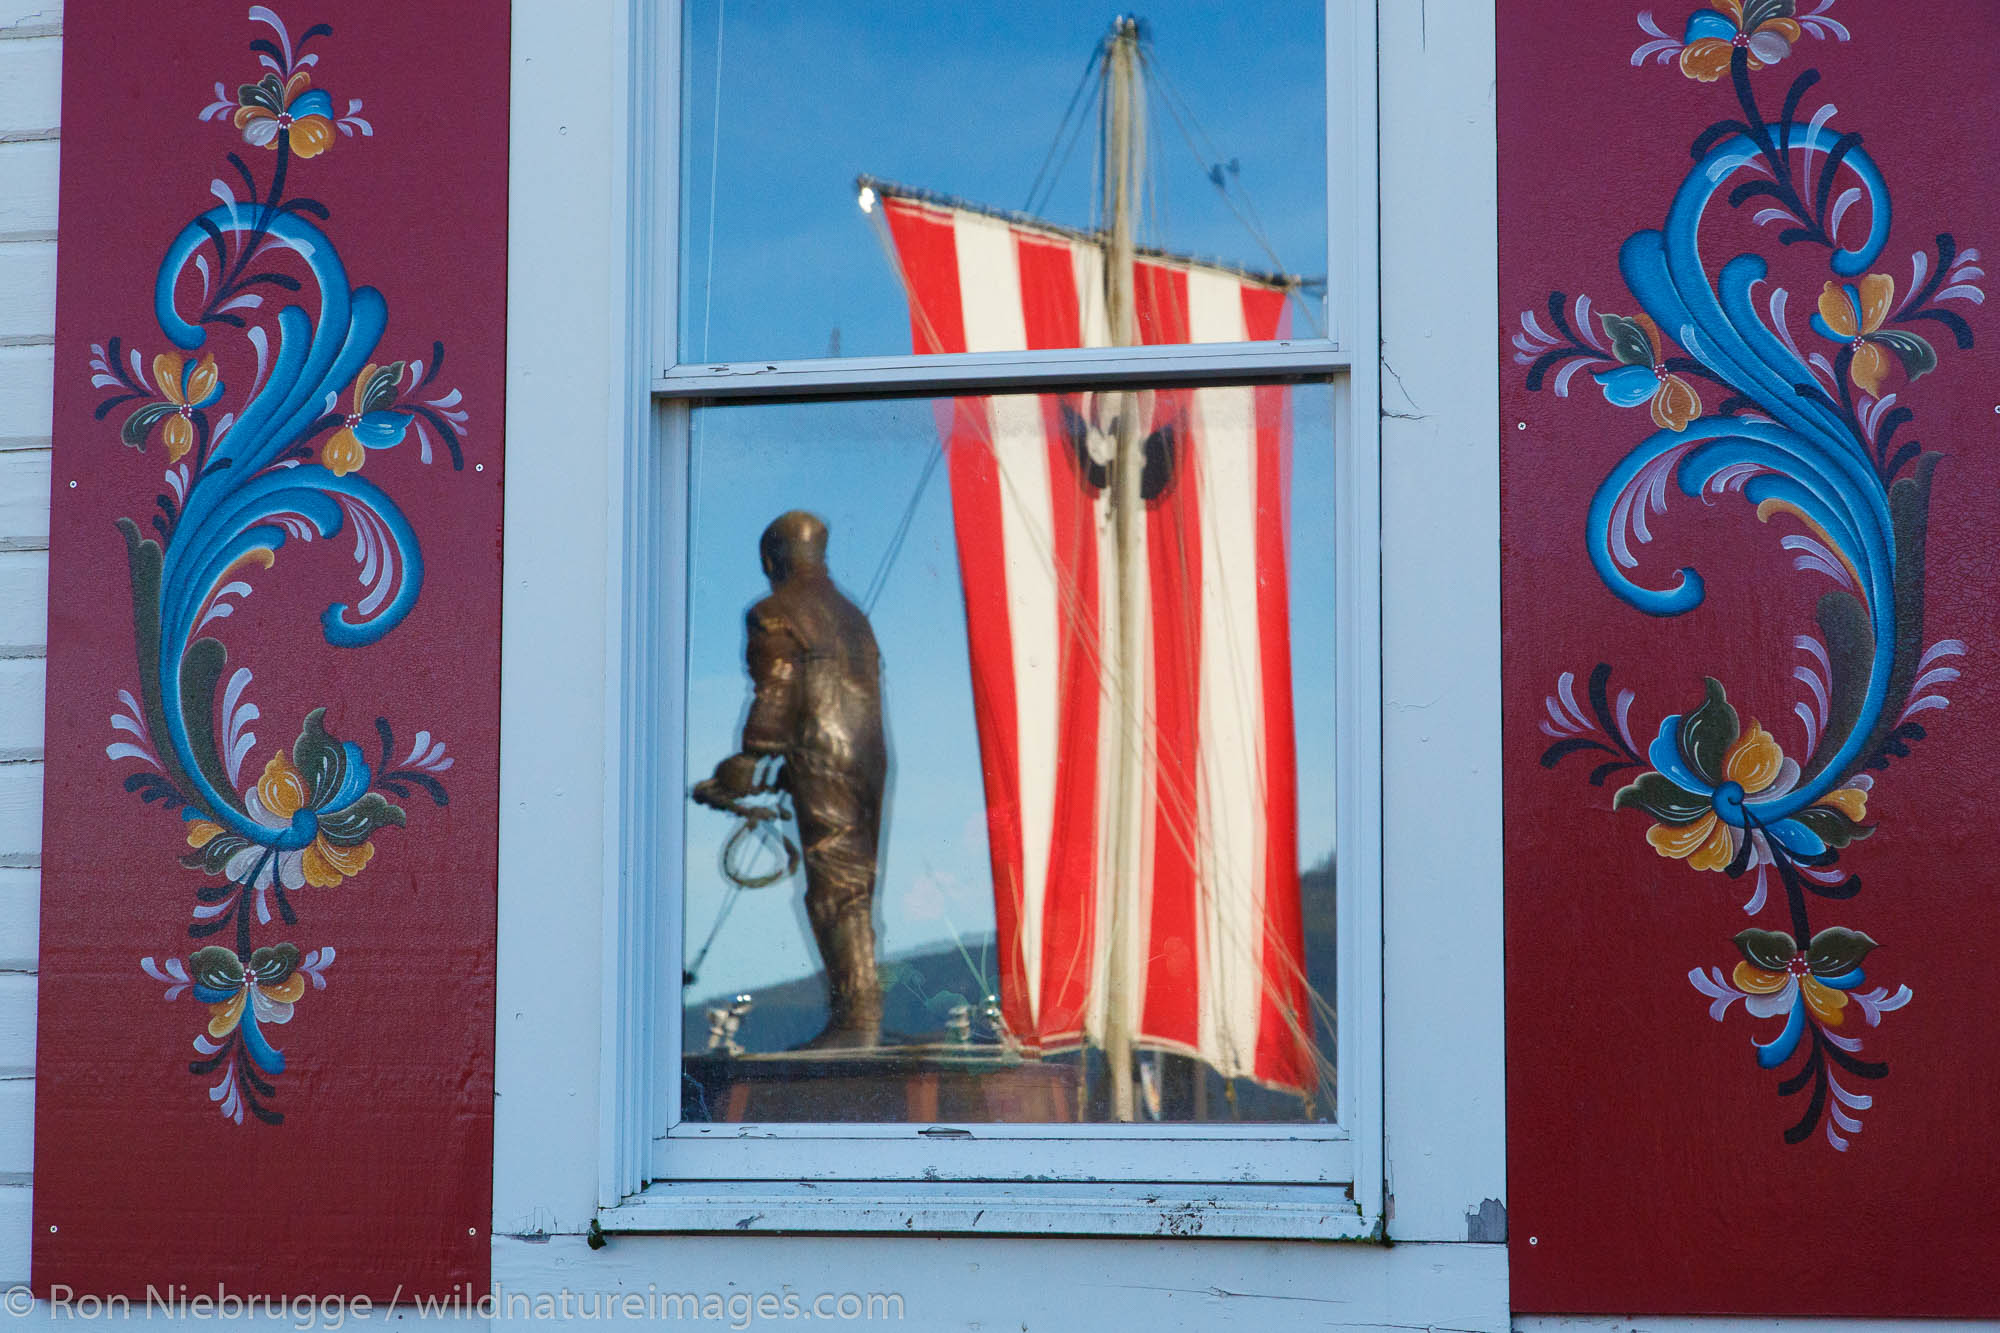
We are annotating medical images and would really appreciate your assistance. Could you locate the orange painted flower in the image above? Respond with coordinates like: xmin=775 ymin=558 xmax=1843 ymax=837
xmin=182 ymin=710 xmax=405 ymax=891
xmin=185 ymin=943 xmax=311 ymax=1076
xmin=1593 ymin=311 xmax=1702 ymax=432
xmin=1615 ymin=678 xmax=1872 ymax=875
xmin=1728 ymin=926 xmax=1877 ymax=1067
xmin=119 ymin=351 xmax=224 ymax=462
xmin=1678 ymin=1 xmax=1804 ymax=83
xmin=232 ymin=71 xmax=337 ymax=159
xmin=1812 ymin=274 xmax=1937 ymax=398
xmin=322 ymin=362 xmax=414 ymax=477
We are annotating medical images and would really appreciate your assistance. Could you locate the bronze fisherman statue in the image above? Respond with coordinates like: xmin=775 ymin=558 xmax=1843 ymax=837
xmin=694 ymin=511 xmax=889 ymax=1050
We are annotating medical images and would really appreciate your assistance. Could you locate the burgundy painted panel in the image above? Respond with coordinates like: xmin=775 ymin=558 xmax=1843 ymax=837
xmin=1503 ymin=1 xmax=2000 ymax=1316
xmin=33 ymin=3 xmax=505 ymax=1297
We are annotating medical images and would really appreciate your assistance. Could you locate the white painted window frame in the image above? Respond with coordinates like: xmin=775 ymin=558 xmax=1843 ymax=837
xmin=585 ymin=0 xmax=1383 ymax=1239
xmin=496 ymin=0 xmax=1500 ymax=1291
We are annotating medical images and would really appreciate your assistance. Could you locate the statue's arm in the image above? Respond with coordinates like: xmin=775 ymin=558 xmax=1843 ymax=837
xmin=740 ymin=604 xmax=802 ymax=756
xmin=694 ymin=604 xmax=801 ymax=809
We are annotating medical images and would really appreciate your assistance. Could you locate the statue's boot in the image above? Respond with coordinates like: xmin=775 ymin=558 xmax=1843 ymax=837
xmin=797 ymin=906 xmax=883 ymax=1051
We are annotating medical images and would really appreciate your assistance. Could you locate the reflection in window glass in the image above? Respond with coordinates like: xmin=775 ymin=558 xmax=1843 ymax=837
xmin=680 ymin=380 xmax=1337 ymax=1123
xmin=678 ymin=1 xmax=1329 ymax=362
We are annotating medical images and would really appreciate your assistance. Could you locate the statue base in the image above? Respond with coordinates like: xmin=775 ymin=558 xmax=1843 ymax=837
xmin=682 ymin=1044 xmax=1081 ymax=1123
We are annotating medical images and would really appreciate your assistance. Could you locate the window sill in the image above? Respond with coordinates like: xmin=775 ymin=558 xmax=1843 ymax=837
xmin=599 ymin=1182 xmax=1377 ymax=1241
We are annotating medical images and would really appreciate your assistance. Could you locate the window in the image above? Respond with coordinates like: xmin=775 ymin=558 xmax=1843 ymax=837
xmin=596 ymin=0 xmax=1382 ymax=1236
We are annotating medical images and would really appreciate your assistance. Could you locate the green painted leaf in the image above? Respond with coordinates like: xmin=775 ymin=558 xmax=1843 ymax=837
xmin=181 ymin=831 xmax=249 ymax=877
xmin=1734 ymin=928 xmax=1797 ymax=972
xmin=1678 ymin=677 xmax=1739 ymax=787
xmin=318 ymin=791 xmax=405 ymax=846
xmin=1806 ymin=927 xmax=1877 ymax=977
xmin=359 ymin=361 xmax=406 ymax=415
xmin=1598 ymin=313 xmax=1655 ymax=368
xmin=1742 ymin=0 xmax=1796 ymax=30
xmin=180 ymin=636 xmax=239 ymax=818
xmin=1612 ymin=771 xmax=1712 ymax=823
xmin=238 ymin=74 xmax=283 ymax=112
xmin=188 ymin=945 xmax=245 ymax=991
xmin=1870 ymin=329 xmax=1937 ymax=384
xmin=291 ymin=708 xmax=350 ymax=810
xmin=248 ymin=943 xmax=300 ymax=986
xmin=119 ymin=402 xmax=174 ymax=451
xmin=1793 ymin=803 xmax=1871 ymax=849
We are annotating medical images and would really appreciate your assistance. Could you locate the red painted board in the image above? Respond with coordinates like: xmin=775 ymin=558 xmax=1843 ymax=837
xmin=1502 ymin=1 xmax=2000 ymax=1316
xmin=32 ymin=2 xmax=506 ymax=1299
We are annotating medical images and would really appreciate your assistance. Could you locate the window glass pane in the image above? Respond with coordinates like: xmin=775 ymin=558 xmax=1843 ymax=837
xmin=678 ymin=1 xmax=1329 ymax=363
xmin=679 ymin=379 xmax=1336 ymax=1123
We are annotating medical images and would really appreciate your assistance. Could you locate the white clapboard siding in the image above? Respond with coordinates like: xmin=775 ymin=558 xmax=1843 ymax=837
xmin=0 ymin=450 xmax=49 ymax=551
xmin=0 ymin=551 xmax=49 ymax=653
xmin=0 ymin=36 xmax=57 ymax=136
xmin=0 ymin=140 xmax=56 ymax=243
xmin=0 ymin=1076 xmax=28 ymax=1176
xmin=0 ymin=345 xmax=52 ymax=439
xmin=0 ymin=1182 xmax=24 ymax=1285
xmin=0 ymin=972 xmax=33 ymax=1075
xmin=0 ymin=240 xmax=54 ymax=343
xmin=0 ymin=657 xmax=40 ymax=760
xmin=0 ymin=868 xmax=33 ymax=970
xmin=0 ymin=0 xmax=60 ymax=37
xmin=0 ymin=762 xmax=39 ymax=857
xmin=0 ymin=0 xmax=53 ymax=1283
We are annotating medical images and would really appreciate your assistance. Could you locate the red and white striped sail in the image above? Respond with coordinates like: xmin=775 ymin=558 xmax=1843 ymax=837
xmin=869 ymin=181 xmax=1316 ymax=1094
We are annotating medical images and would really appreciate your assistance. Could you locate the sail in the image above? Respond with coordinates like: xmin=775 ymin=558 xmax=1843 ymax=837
xmin=867 ymin=180 xmax=1316 ymax=1093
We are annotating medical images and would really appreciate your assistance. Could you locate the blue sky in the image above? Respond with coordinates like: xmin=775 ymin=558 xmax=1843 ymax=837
xmin=678 ymin=0 xmax=1329 ymax=362
xmin=675 ymin=2 xmax=1334 ymax=998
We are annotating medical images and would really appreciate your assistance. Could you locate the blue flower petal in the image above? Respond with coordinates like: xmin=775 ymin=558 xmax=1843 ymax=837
xmin=1755 ymin=996 xmax=1806 ymax=1069
xmin=1684 ymin=11 xmax=1739 ymax=41
xmin=315 ymin=740 xmax=374 ymax=814
xmin=1647 ymin=714 xmax=1714 ymax=797
xmin=1763 ymin=816 xmax=1828 ymax=859
xmin=239 ymin=1008 xmax=286 ymax=1075
xmin=1817 ymin=966 xmax=1865 ymax=990
xmin=1594 ymin=364 xmax=1660 ymax=408
xmin=354 ymin=410 xmax=413 ymax=449
xmin=191 ymin=982 xmax=239 ymax=1005
xmin=289 ymin=89 xmax=336 ymax=121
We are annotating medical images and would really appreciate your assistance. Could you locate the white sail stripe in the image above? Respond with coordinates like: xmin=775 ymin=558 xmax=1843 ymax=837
xmin=988 ymin=395 xmax=1061 ymax=1029
xmin=1192 ymin=385 xmax=1269 ymax=1077
xmin=1191 ymin=272 xmax=1270 ymax=1079
xmin=954 ymin=212 xmax=1029 ymax=353
xmin=1071 ymin=240 xmax=1111 ymax=349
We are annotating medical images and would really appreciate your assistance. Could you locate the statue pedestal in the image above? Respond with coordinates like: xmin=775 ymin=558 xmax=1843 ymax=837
xmin=682 ymin=1045 xmax=1081 ymax=1123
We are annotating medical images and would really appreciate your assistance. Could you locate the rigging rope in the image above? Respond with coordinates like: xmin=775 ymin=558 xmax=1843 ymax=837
xmin=860 ymin=442 xmax=943 ymax=616
xmin=1025 ymin=48 xmax=1105 ymax=218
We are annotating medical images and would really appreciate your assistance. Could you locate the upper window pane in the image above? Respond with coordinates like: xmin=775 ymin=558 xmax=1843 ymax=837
xmin=677 ymin=2 xmax=1329 ymax=364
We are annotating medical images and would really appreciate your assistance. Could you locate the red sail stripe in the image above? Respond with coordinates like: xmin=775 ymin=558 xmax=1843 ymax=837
xmin=945 ymin=402 xmax=1036 ymax=1037
xmin=880 ymin=197 xmax=967 ymax=355
xmin=1132 ymin=263 xmax=1204 ymax=1049
xmin=1244 ymin=284 xmax=1313 ymax=1091
xmin=881 ymin=199 xmax=1040 ymax=1035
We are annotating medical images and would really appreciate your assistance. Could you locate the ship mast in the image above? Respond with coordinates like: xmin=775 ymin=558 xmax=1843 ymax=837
xmin=1100 ymin=14 xmax=1145 ymax=1124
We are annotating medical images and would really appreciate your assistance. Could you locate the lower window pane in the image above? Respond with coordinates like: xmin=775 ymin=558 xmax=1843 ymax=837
xmin=679 ymin=380 xmax=1336 ymax=1123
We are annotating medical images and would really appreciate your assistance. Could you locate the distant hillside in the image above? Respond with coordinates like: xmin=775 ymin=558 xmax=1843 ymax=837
xmin=686 ymin=853 xmax=1336 ymax=1064
xmin=685 ymin=934 xmax=1002 ymax=1055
